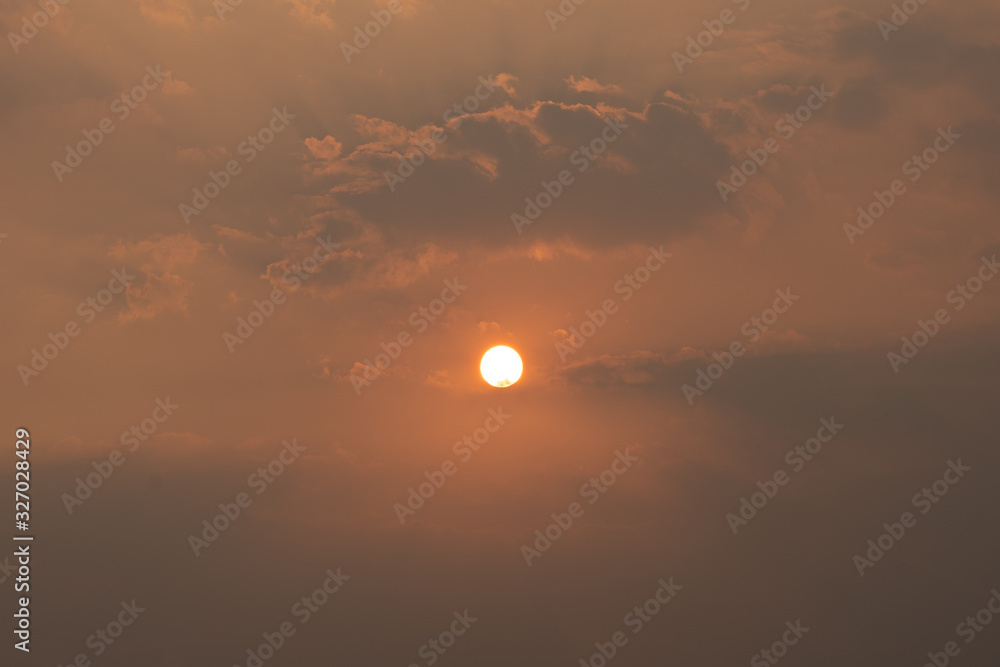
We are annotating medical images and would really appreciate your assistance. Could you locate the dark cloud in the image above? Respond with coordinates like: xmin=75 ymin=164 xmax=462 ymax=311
xmin=828 ymin=79 xmax=889 ymax=131
xmin=314 ymin=99 xmax=732 ymax=247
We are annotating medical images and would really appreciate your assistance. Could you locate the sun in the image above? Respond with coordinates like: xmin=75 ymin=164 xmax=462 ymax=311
xmin=480 ymin=346 xmax=523 ymax=388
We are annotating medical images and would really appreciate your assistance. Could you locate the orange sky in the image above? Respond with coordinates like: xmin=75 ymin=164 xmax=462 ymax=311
xmin=2 ymin=0 xmax=1000 ymax=665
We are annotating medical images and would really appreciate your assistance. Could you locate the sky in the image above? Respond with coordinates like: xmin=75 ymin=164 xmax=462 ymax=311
xmin=2 ymin=0 xmax=1000 ymax=665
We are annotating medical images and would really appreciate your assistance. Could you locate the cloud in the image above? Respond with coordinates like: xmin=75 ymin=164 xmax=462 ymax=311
xmin=176 ymin=146 xmax=229 ymax=163
xmin=363 ymin=243 xmax=458 ymax=289
xmin=492 ymin=73 xmax=519 ymax=97
xmin=305 ymin=97 xmax=732 ymax=247
xmin=162 ymin=76 xmax=196 ymax=96
xmin=560 ymin=329 xmax=819 ymax=390
xmin=279 ymin=0 xmax=336 ymax=28
xmin=565 ymin=75 xmax=624 ymax=95
xmin=137 ymin=0 xmax=199 ymax=27
xmin=107 ymin=233 xmax=208 ymax=322
xmin=826 ymin=78 xmax=889 ymax=131
xmin=424 ymin=369 xmax=452 ymax=389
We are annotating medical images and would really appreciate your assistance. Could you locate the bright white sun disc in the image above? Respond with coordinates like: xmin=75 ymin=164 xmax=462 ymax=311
xmin=480 ymin=346 xmax=523 ymax=388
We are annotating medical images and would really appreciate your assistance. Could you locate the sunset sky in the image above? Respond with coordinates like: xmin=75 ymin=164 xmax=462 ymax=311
xmin=2 ymin=0 xmax=1000 ymax=664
